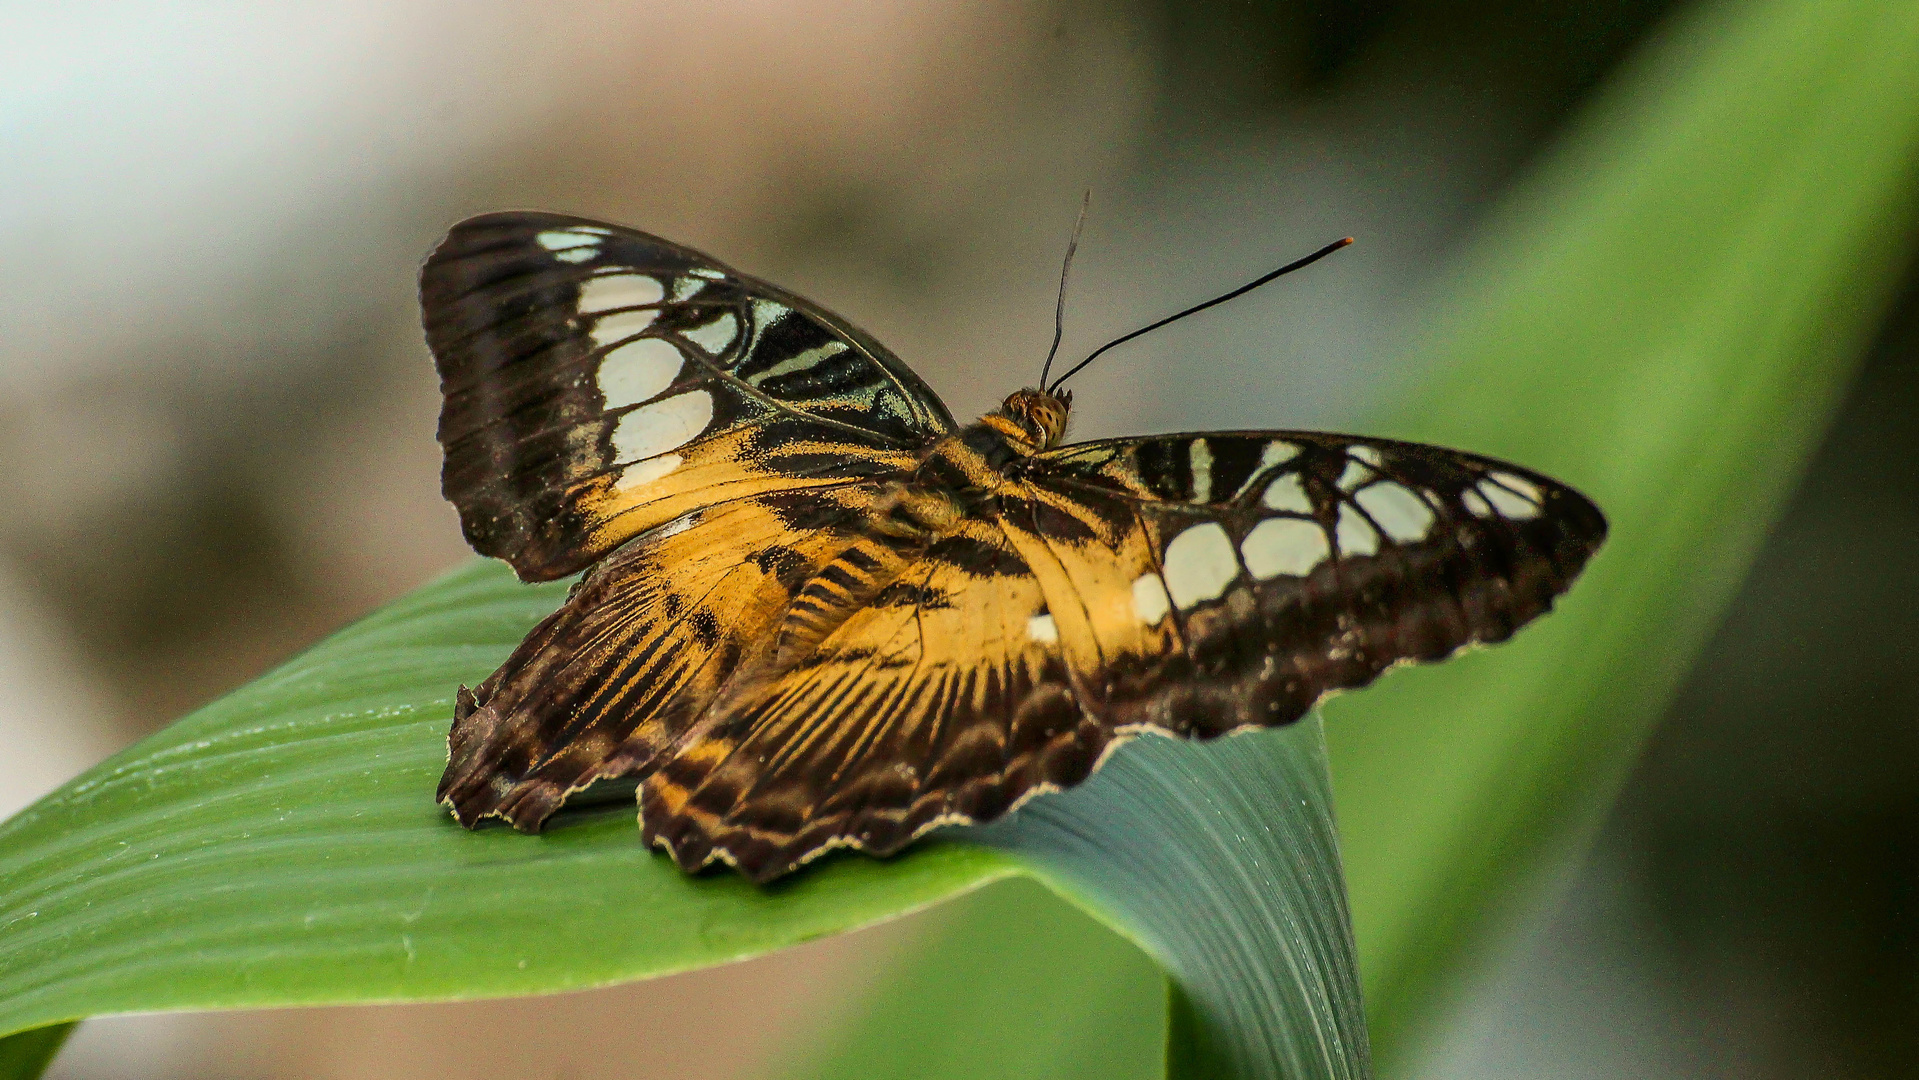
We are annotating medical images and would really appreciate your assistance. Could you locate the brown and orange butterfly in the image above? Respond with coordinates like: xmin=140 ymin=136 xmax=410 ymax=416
xmin=425 ymin=211 xmax=1606 ymax=883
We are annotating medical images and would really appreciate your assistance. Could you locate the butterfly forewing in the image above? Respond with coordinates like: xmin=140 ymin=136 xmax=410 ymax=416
xmin=424 ymin=212 xmax=952 ymax=581
xmin=1027 ymin=431 xmax=1606 ymax=735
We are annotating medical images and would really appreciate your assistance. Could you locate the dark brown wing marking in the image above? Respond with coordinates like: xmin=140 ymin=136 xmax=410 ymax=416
xmin=423 ymin=212 xmax=952 ymax=581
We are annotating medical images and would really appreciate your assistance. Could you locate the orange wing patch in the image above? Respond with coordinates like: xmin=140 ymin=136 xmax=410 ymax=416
xmin=438 ymin=484 xmax=881 ymax=830
xmin=638 ymin=515 xmax=1096 ymax=881
xmin=575 ymin=422 xmax=919 ymax=553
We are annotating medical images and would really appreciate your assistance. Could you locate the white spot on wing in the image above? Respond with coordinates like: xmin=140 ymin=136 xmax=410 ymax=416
xmin=747 ymin=343 xmax=847 ymax=387
xmin=617 ymin=453 xmax=682 ymax=491
xmin=1262 ymin=442 xmax=1300 ymax=467
xmin=611 ymin=390 xmax=713 ymax=463
xmin=1479 ymin=480 xmax=1541 ymax=519
xmin=1241 ymin=518 xmax=1328 ymax=579
xmin=1055 ymin=445 xmax=1117 ymax=467
xmin=1162 ymin=522 xmax=1239 ymax=609
xmin=1131 ymin=572 xmax=1172 ymax=625
xmin=1463 ymin=488 xmax=1495 ymax=517
xmin=1232 ymin=441 xmax=1299 ymax=500
xmin=831 ymin=379 xmax=888 ymax=411
xmin=578 ymin=274 xmax=664 ymax=314
xmin=1490 ymin=472 xmax=1542 ymax=501
xmin=1026 ymin=613 xmax=1059 ymax=643
xmin=1338 ymin=458 xmax=1372 ymax=490
xmin=1336 ymin=505 xmax=1380 ymax=556
xmin=1351 ymin=445 xmax=1383 ymax=467
xmin=1188 ymin=439 xmax=1213 ymax=503
xmin=1354 ymin=483 xmax=1436 ymax=543
xmin=871 ymin=387 xmax=907 ymax=423
xmin=598 ymin=338 xmax=683 ymax=408
xmin=683 ymin=312 xmax=740 ymax=356
xmin=537 ymin=229 xmax=598 ymax=252
xmin=653 ymin=511 xmax=698 ymax=540
xmin=751 ymin=298 xmax=790 ymax=328
xmin=553 ymin=247 xmax=596 ymax=264
xmin=670 ymin=277 xmax=705 ymax=302
xmin=590 ymin=310 xmax=659 ymax=348
xmin=1261 ymin=474 xmax=1313 ymax=514
xmin=1481 ymin=473 xmax=1542 ymax=517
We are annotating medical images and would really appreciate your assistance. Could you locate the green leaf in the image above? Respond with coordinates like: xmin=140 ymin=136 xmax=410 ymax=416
xmin=1320 ymin=0 xmax=1919 ymax=1060
xmin=970 ymin=725 xmax=1369 ymax=1079
xmin=0 ymin=1023 xmax=73 ymax=1080
xmin=0 ymin=561 xmax=1368 ymax=1080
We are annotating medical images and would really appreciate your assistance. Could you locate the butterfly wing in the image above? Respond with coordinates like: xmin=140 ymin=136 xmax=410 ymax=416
xmin=1018 ymin=431 xmax=1607 ymax=735
xmin=437 ymin=483 xmax=890 ymax=829
xmin=425 ymin=212 xmax=958 ymax=828
xmin=635 ymin=431 xmax=1605 ymax=881
xmin=424 ymin=211 xmax=954 ymax=581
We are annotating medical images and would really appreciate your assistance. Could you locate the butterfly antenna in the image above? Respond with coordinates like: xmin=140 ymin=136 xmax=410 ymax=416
xmin=1037 ymin=190 xmax=1092 ymax=391
xmin=1046 ymin=235 xmax=1354 ymax=394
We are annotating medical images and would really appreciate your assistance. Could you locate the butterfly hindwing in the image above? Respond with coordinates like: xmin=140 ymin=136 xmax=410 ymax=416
xmin=639 ymin=514 xmax=1094 ymax=879
xmin=424 ymin=212 xmax=953 ymax=581
xmin=437 ymin=482 xmax=893 ymax=830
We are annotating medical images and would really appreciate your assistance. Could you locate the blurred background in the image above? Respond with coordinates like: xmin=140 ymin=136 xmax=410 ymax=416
xmin=1 ymin=1 xmax=1911 ymax=1078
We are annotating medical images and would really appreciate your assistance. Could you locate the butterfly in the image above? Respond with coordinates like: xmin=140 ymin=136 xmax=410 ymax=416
xmin=424 ymin=211 xmax=1607 ymax=883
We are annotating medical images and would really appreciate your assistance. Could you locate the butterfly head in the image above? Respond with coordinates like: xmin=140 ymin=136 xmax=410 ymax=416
xmin=988 ymin=387 xmax=1072 ymax=452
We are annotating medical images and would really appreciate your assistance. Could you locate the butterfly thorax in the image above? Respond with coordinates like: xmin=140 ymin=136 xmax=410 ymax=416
xmin=861 ymin=389 xmax=1068 ymax=547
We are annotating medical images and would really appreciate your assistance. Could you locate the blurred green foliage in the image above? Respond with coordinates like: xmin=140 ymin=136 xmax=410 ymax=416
xmin=1329 ymin=0 xmax=1919 ymax=1055
xmin=3 ymin=1 xmax=1917 ymax=1078
xmin=781 ymin=878 xmax=1165 ymax=1080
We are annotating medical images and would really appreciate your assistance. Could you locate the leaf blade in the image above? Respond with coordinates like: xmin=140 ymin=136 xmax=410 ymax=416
xmin=0 ymin=1024 xmax=73 ymax=1080
xmin=974 ymin=721 xmax=1368 ymax=1080
xmin=782 ymin=719 xmax=1370 ymax=1080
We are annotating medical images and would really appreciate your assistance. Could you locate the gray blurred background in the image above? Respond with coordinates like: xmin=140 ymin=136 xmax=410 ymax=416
xmin=2 ymin=2 xmax=1910 ymax=1077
